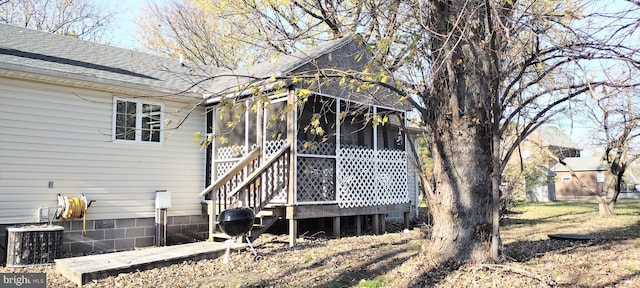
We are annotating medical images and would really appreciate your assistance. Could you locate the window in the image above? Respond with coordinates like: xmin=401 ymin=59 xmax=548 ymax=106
xmin=114 ymin=99 xmax=162 ymax=143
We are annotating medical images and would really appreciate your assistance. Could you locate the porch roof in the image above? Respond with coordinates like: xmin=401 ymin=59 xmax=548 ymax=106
xmin=204 ymin=35 xmax=412 ymax=111
xmin=204 ymin=35 xmax=355 ymax=97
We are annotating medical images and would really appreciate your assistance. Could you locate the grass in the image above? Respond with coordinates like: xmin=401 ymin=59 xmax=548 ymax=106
xmin=4 ymin=199 xmax=639 ymax=287
xmin=357 ymin=276 xmax=386 ymax=288
xmin=402 ymin=199 xmax=640 ymax=287
xmin=501 ymin=199 xmax=640 ymax=244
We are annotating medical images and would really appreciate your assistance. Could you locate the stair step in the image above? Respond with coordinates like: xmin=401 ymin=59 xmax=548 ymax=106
xmin=256 ymin=210 xmax=274 ymax=217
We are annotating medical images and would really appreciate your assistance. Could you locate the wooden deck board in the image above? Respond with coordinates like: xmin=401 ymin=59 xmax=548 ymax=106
xmin=55 ymin=241 xmax=247 ymax=286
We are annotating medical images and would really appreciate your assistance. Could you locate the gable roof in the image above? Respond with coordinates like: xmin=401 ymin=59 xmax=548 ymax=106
xmin=533 ymin=126 xmax=581 ymax=150
xmin=204 ymin=35 xmax=356 ymax=97
xmin=203 ymin=35 xmax=409 ymax=111
xmin=551 ymin=157 xmax=604 ymax=172
xmin=0 ymin=24 xmax=220 ymax=99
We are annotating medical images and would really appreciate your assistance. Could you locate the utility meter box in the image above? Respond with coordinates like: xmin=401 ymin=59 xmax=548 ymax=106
xmin=155 ymin=191 xmax=171 ymax=209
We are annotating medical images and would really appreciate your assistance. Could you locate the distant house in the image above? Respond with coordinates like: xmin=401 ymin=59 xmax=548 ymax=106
xmin=524 ymin=126 xmax=582 ymax=167
xmin=509 ymin=126 xmax=582 ymax=202
xmin=551 ymin=157 xmax=612 ymax=198
xmin=0 ymin=24 xmax=419 ymax=261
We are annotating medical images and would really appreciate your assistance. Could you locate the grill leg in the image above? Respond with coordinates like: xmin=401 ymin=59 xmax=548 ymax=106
xmin=223 ymin=238 xmax=234 ymax=263
xmin=245 ymin=236 xmax=261 ymax=261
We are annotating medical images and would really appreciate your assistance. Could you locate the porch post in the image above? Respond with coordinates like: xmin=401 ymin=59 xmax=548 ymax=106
xmin=403 ymin=211 xmax=410 ymax=230
xmin=287 ymin=87 xmax=297 ymax=247
xmin=208 ymin=108 xmax=217 ymax=241
xmin=355 ymin=215 xmax=362 ymax=236
xmin=256 ymin=98 xmax=263 ymax=150
xmin=333 ymin=216 xmax=341 ymax=239
xmin=208 ymin=188 xmax=217 ymax=241
xmin=372 ymin=214 xmax=380 ymax=235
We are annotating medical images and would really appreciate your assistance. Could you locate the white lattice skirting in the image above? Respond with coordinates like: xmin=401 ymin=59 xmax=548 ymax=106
xmin=337 ymin=148 xmax=409 ymax=208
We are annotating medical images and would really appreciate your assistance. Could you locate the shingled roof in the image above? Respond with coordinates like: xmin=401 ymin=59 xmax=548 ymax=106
xmin=551 ymin=157 xmax=604 ymax=172
xmin=0 ymin=25 xmax=402 ymax=110
xmin=534 ymin=126 xmax=581 ymax=149
xmin=0 ymin=24 xmax=221 ymax=99
xmin=204 ymin=35 xmax=357 ymax=97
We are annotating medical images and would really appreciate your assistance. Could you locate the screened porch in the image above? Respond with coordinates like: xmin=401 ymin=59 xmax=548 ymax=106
xmin=206 ymin=91 xmax=410 ymax=210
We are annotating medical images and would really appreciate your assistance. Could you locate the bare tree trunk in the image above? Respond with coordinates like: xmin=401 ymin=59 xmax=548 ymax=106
xmin=597 ymin=196 xmax=614 ymax=217
xmin=422 ymin=0 xmax=499 ymax=263
xmin=608 ymin=172 xmax=624 ymax=212
xmin=425 ymin=119 xmax=494 ymax=263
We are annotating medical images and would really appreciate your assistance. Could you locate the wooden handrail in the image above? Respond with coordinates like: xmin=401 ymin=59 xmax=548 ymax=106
xmin=228 ymin=144 xmax=291 ymax=198
xmin=199 ymin=146 xmax=261 ymax=198
xmin=204 ymin=143 xmax=290 ymax=242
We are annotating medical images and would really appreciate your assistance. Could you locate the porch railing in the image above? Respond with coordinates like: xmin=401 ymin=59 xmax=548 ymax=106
xmin=229 ymin=144 xmax=290 ymax=213
xmin=200 ymin=146 xmax=261 ymax=205
xmin=200 ymin=144 xmax=291 ymax=240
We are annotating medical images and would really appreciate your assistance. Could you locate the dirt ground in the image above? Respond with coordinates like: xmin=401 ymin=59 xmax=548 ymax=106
xmin=2 ymin=202 xmax=640 ymax=287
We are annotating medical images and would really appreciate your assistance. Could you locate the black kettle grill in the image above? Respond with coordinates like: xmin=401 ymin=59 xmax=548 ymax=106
xmin=218 ymin=207 xmax=260 ymax=261
xmin=219 ymin=208 xmax=255 ymax=236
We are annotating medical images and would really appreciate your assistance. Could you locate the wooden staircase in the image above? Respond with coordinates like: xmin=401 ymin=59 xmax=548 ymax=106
xmin=200 ymin=144 xmax=291 ymax=242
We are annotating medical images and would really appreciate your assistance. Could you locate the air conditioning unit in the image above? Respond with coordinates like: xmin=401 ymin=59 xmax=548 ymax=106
xmin=5 ymin=225 xmax=64 ymax=267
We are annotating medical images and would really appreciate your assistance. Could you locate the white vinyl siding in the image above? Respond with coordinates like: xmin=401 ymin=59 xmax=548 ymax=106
xmin=0 ymin=78 xmax=205 ymax=224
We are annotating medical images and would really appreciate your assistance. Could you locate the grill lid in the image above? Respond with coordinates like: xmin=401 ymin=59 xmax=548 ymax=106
xmin=219 ymin=208 xmax=255 ymax=237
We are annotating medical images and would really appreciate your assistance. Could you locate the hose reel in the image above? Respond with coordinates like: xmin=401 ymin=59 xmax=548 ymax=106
xmin=54 ymin=193 xmax=95 ymax=234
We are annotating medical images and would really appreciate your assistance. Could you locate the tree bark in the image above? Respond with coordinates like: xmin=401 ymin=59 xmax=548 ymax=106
xmin=608 ymin=168 xmax=625 ymax=212
xmin=597 ymin=196 xmax=614 ymax=217
xmin=422 ymin=0 xmax=500 ymax=263
xmin=425 ymin=118 xmax=494 ymax=262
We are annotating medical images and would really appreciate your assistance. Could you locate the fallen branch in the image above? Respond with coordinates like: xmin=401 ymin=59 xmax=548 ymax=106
xmin=480 ymin=264 xmax=555 ymax=287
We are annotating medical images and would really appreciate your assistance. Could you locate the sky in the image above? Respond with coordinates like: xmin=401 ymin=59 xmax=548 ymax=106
xmin=98 ymin=0 xmax=159 ymax=50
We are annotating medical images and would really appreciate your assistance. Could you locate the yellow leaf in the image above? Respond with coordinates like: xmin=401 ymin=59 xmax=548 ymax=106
xmin=298 ymin=88 xmax=311 ymax=97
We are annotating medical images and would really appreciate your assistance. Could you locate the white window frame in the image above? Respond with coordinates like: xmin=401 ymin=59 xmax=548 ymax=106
xmin=112 ymin=97 xmax=164 ymax=143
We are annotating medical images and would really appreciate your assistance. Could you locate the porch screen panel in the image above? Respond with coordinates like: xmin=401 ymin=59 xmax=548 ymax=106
xmin=214 ymin=105 xmax=248 ymax=160
xmin=376 ymin=109 xmax=405 ymax=151
xmin=297 ymin=94 xmax=336 ymax=155
xmin=296 ymin=94 xmax=337 ymax=203
xmin=265 ymin=101 xmax=289 ymax=202
xmin=213 ymin=102 xmax=257 ymax=197
xmin=340 ymin=101 xmax=373 ymax=149
xmin=265 ymin=101 xmax=287 ymax=145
